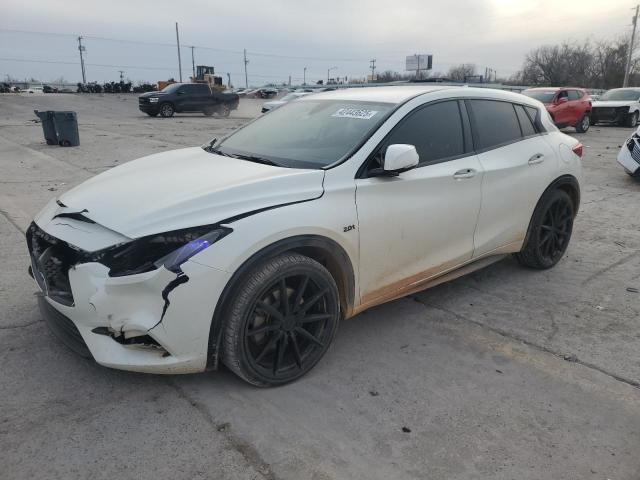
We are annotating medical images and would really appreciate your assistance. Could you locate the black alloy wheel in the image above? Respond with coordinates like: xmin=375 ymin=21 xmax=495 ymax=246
xmin=516 ymin=189 xmax=575 ymax=269
xmin=537 ymin=197 xmax=573 ymax=264
xmin=222 ymin=254 xmax=339 ymax=386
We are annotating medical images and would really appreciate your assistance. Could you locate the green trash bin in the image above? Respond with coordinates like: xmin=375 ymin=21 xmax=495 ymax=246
xmin=34 ymin=110 xmax=57 ymax=145
xmin=53 ymin=111 xmax=80 ymax=147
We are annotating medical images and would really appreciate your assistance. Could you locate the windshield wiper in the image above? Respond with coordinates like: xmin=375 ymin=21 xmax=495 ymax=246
xmin=228 ymin=153 xmax=281 ymax=167
xmin=206 ymin=146 xmax=280 ymax=166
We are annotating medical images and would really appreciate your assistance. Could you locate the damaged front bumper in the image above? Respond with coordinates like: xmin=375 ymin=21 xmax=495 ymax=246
xmin=28 ymin=217 xmax=231 ymax=374
xmin=618 ymin=131 xmax=640 ymax=175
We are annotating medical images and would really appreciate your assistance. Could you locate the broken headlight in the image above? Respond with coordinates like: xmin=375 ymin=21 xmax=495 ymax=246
xmin=91 ymin=226 xmax=231 ymax=277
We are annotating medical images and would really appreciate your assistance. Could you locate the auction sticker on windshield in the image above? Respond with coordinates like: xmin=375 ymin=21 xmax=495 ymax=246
xmin=332 ymin=108 xmax=378 ymax=120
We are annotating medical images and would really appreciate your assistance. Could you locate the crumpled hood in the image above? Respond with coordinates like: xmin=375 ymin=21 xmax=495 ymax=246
xmin=592 ymin=101 xmax=633 ymax=108
xmin=57 ymin=147 xmax=324 ymax=238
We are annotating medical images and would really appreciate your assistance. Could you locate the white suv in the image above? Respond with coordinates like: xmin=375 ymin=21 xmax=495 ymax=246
xmin=28 ymin=86 xmax=583 ymax=386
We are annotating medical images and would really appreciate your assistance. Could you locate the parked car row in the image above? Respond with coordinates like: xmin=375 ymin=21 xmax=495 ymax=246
xmin=523 ymin=87 xmax=640 ymax=132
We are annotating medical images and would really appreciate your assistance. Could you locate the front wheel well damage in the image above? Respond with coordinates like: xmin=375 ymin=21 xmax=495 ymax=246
xmin=205 ymin=235 xmax=355 ymax=370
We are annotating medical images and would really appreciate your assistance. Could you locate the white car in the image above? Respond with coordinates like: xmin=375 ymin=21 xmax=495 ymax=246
xmin=28 ymin=86 xmax=583 ymax=386
xmin=261 ymin=91 xmax=312 ymax=113
xmin=591 ymin=88 xmax=640 ymax=127
xmin=617 ymin=127 xmax=640 ymax=176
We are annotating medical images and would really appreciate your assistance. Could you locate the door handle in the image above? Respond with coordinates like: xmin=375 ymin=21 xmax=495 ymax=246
xmin=453 ymin=168 xmax=477 ymax=179
xmin=528 ymin=153 xmax=545 ymax=165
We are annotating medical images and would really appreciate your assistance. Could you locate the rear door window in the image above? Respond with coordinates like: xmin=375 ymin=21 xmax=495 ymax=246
xmin=515 ymin=105 xmax=537 ymax=137
xmin=568 ymin=90 xmax=581 ymax=101
xmin=468 ymin=100 xmax=522 ymax=151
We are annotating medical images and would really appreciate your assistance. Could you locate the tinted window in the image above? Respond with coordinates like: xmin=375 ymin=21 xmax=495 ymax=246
xmin=380 ymin=101 xmax=464 ymax=165
xmin=568 ymin=90 xmax=581 ymax=101
xmin=469 ymin=100 xmax=522 ymax=150
xmin=524 ymin=106 xmax=539 ymax=124
xmin=515 ymin=105 xmax=536 ymax=137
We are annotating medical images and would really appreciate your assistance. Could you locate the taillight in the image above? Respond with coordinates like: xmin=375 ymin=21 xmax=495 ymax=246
xmin=572 ymin=143 xmax=583 ymax=158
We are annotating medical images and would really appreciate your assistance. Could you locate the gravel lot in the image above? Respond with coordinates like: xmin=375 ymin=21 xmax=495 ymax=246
xmin=1 ymin=92 xmax=639 ymax=480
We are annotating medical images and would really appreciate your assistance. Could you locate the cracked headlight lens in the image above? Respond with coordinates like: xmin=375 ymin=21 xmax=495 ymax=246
xmin=92 ymin=226 xmax=231 ymax=277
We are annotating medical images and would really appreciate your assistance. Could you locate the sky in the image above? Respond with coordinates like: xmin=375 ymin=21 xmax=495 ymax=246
xmin=0 ymin=0 xmax=636 ymax=87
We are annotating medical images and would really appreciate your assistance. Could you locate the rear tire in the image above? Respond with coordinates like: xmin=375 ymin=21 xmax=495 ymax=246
xmin=575 ymin=114 xmax=590 ymax=133
xmin=515 ymin=189 xmax=575 ymax=269
xmin=222 ymin=253 xmax=340 ymax=387
xmin=159 ymin=103 xmax=175 ymax=118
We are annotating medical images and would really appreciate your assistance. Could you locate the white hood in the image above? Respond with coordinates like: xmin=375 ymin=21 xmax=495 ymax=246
xmin=592 ymin=100 xmax=634 ymax=108
xmin=56 ymin=147 xmax=324 ymax=238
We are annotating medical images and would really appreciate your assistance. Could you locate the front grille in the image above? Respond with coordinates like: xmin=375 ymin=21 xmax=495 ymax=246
xmin=628 ymin=133 xmax=640 ymax=165
xmin=138 ymin=97 xmax=149 ymax=105
xmin=38 ymin=295 xmax=92 ymax=358
xmin=27 ymin=223 xmax=81 ymax=306
xmin=594 ymin=106 xmax=627 ymax=121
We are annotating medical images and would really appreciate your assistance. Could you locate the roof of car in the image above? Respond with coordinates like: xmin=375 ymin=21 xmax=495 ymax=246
xmin=299 ymin=85 xmax=544 ymax=107
xmin=301 ymin=85 xmax=457 ymax=104
xmin=525 ymin=87 xmax=585 ymax=91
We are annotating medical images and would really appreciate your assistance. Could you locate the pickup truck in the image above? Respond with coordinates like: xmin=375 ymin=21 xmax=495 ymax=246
xmin=138 ymin=83 xmax=240 ymax=118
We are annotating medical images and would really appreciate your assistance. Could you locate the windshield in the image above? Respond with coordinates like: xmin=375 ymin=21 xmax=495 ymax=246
xmin=161 ymin=83 xmax=181 ymax=93
xmin=523 ymin=90 xmax=557 ymax=103
xmin=213 ymin=100 xmax=394 ymax=168
xmin=600 ymin=89 xmax=640 ymax=101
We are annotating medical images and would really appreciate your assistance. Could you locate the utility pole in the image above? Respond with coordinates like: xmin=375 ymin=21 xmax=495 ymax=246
xmin=118 ymin=70 xmax=124 ymax=82
xmin=288 ymin=75 xmax=291 ymax=86
xmin=327 ymin=66 xmax=337 ymax=85
xmin=303 ymin=67 xmax=307 ymax=85
xmin=190 ymin=46 xmax=196 ymax=81
xmin=243 ymin=49 xmax=249 ymax=88
xmin=175 ymin=22 xmax=183 ymax=82
xmin=624 ymin=5 xmax=639 ymax=87
xmin=370 ymin=59 xmax=376 ymax=82
xmin=226 ymin=73 xmax=231 ymax=88
xmin=77 ymin=36 xmax=86 ymax=84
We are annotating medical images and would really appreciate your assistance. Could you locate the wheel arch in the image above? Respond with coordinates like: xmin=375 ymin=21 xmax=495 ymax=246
xmin=522 ymin=174 xmax=580 ymax=248
xmin=205 ymin=234 xmax=356 ymax=369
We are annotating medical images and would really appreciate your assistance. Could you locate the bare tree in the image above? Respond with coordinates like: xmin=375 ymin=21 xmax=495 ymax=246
xmin=447 ymin=64 xmax=477 ymax=82
xmin=515 ymin=38 xmax=639 ymax=89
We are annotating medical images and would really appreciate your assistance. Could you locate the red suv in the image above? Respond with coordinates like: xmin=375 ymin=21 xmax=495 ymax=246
xmin=522 ymin=87 xmax=592 ymax=133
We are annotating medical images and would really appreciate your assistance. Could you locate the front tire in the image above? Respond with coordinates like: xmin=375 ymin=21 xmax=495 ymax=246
xmin=222 ymin=253 xmax=340 ymax=387
xmin=159 ymin=103 xmax=175 ymax=118
xmin=218 ymin=104 xmax=231 ymax=117
xmin=575 ymin=114 xmax=590 ymax=133
xmin=627 ymin=111 xmax=639 ymax=128
xmin=515 ymin=189 xmax=575 ymax=269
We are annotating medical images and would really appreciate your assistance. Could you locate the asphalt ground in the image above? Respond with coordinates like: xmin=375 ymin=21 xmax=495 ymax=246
xmin=1 ymin=92 xmax=639 ymax=480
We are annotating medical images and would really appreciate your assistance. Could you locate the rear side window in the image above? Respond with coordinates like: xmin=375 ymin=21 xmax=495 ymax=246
xmin=381 ymin=100 xmax=465 ymax=165
xmin=514 ymin=105 xmax=537 ymax=137
xmin=568 ymin=90 xmax=581 ymax=101
xmin=468 ymin=100 xmax=522 ymax=150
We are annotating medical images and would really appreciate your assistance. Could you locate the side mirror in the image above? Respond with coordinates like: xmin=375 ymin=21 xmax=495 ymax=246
xmin=556 ymin=97 xmax=568 ymax=104
xmin=381 ymin=144 xmax=419 ymax=175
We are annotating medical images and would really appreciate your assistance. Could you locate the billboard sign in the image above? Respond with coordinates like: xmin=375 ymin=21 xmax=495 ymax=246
xmin=406 ymin=54 xmax=433 ymax=71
